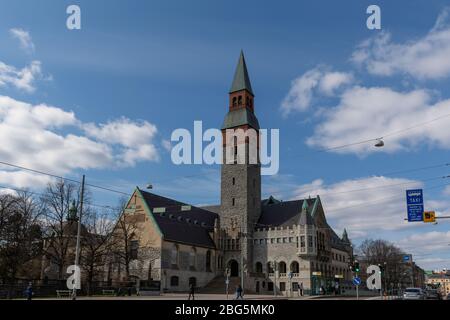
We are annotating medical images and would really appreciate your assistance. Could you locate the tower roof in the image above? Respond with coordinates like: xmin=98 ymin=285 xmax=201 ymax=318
xmin=342 ymin=228 xmax=350 ymax=243
xmin=229 ymin=51 xmax=254 ymax=95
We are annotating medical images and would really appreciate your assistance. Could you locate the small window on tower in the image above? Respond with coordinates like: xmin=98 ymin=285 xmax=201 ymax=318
xmin=232 ymin=198 xmax=235 ymax=206
xmin=232 ymin=97 xmax=237 ymax=106
xmin=232 ymin=177 xmax=235 ymax=185
xmin=238 ymin=96 xmax=242 ymax=105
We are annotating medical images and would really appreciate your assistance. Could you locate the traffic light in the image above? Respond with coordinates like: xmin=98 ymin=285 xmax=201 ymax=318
xmin=423 ymin=211 xmax=436 ymax=223
xmin=354 ymin=261 xmax=360 ymax=273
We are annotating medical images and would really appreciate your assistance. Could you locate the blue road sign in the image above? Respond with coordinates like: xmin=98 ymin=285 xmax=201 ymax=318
xmin=352 ymin=277 xmax=361 ymax=286
xmin=403 ymin=255 xmax=411 ymax=263
xmin=406 ymin=189 xmax=424 ymax=222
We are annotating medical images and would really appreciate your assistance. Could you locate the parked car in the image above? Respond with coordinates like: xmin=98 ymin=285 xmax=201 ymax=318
xmin=403 ymin=288 xmax=425 ymax=300
xmin=425 ymin=289 xmax=440 ymax=300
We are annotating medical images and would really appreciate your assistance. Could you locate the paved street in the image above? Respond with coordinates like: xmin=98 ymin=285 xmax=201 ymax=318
xmin=28 ymin=293 xmax=386 ymax=300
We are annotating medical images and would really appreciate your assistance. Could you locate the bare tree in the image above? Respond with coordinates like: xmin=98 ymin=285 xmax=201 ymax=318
xmin=358 ymin=239 xmax=408 ymax=288
xmin=110 ymin=197 xmax=141 ymax=282
xmin=0 ymin=191 xmax=43 ymax=282
xmin=79 ymin=207 xmax=116 ymax=295
xmin=40 ymin=180 xmax=80 ymax=280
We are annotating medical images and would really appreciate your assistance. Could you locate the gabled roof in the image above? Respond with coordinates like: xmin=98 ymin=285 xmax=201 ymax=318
xmin=139 ymin=190 xmax=218 ymax=249
xmin=230 ymin=50 xmax=254 ymax=95
xmin=257 ymin=197 xmax=316 ymax=228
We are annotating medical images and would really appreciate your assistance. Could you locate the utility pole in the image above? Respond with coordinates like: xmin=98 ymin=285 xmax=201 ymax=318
xmin=72 ymin=174 xmax=85 ymax=300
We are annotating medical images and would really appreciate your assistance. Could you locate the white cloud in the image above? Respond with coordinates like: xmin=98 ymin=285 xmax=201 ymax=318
xmin=83 ymin=118 xmax=159 ymax=165
xmin=352 ymin=8 xmax=450 ymax=79
xmin=306 ymin=86 xmax=450 ymax=154
xmin=281 ymin=67 xmax=353 ymax=115
xmin=396 ymin=231 xmax=450 ymax=269
xmin=0 ymin=60 xmax=43 ymax=93
xmin=161 ymin=139 xmax=172 ymax=152
xmin=9 ymin=28 xmax=35 ymax=53
xmin=290 ymin=176 xmax=423 ymax=238
xmin=0 ymin=96 xmax=160 ymax=188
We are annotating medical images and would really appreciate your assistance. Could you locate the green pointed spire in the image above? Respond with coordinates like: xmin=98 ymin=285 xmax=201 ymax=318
xmin=301 ymin=199 xmax=309 ymax=212
xmin=230 ymin=50 xmax=254 ymax=95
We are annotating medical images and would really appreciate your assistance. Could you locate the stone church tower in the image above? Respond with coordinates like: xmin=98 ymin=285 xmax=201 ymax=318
xmin=220 ymin=51 xmax=261 ymax=276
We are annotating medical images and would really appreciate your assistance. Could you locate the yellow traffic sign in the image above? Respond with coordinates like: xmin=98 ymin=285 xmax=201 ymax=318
xmin=423 ymin=211 xmax=435 ymax=223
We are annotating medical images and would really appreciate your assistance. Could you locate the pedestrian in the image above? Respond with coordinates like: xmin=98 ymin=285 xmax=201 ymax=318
xmin=235 ymin=285 xmax=243 ymax=300
xmin=334 ymin=282 xmax=339 ymax=295
xmin=298 ymin=282 xmax=304 ymax=297
xmin=188 ymin=283 xmax=195 ymax=300
xmin=26 ymin=282 xmax=33 ymax=301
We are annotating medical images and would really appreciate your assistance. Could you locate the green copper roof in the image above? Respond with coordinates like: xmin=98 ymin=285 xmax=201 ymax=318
xmin=222 ymin=107 xmax=260 ymax=130
xmin=229 ymin=51 xmax=254 ymax=95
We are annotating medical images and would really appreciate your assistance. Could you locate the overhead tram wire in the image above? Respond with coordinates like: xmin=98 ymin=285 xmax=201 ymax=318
xmin=1 ymin=159 xmax=450 ymax=211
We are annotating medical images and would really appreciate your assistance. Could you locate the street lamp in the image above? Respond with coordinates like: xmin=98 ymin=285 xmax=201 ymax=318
xmin=374 ymin=138 xmax=385 ymax=147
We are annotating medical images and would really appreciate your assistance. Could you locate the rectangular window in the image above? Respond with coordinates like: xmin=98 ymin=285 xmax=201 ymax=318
xmin=308 ymin=235 xmax=313 ymax=248
xmin=130 ymin=240 xmax=139 ymax=260
xmin=289 ymin=237 xmax=293 ymax=243
xmin=265 ymin=239 xmax=269 ymax=244
xmin=254 ymin=239 xmax=258 ymax=245
xmin=271 ymin=238 xmax=275 ymax=244
xmin=277 ymin=238 xmax=281 ymax=243
xmin=259 ymin=239 xmax=264 ymax=244
xmin=283 ymin=237 xmax=287 ymax=243
xmin=232 ymin=198 xmax=235 ymax=206
xmin=280 ymin=282 xmax=286 ymax=292
xmin=232 ymin=177 xmax=235 ymax=185
xmin=300 ymin=236 xmax=305 ymax=248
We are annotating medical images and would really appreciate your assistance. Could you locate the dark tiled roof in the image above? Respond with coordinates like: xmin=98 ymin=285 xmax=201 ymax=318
xmin=329 ymin=227 xmax=348 ymax=251
xmin=222 ymin=107 xmax=260 ymax=130
xmin=139 ymin=190 xmax=218 ymax=248
xmin=257 ymin=197 xmax=316 ymax=228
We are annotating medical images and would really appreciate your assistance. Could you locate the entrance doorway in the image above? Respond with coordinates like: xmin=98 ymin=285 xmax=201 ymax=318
xmin=229 ymin=260 xmax=239 ymax=277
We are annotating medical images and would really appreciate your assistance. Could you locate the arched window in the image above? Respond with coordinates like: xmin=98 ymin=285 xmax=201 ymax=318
xmin=255 ymin=262 xmax=263 ymax=273
xmin=171 ymin=244 xmax=179 ymax=266
xmin=206 ymin=250 xmax=212 ymax=271
xmin=232 ymin=97 xmax=237 ymax=106
xmin=170 ymin=276 xmax=179 ymax=286
xmin=267 ymin=262 xmax=274 ymax=273
xmin=290 ymin=261 xmax=299 ymax=273
xmin=189 ymin=247 xmax=196 ymax=269
xmin=246 ymin=96 xmax=249 ymax=107
xmin=279 ymin=261 xmax=287 ymax=273
xmin=238 ymin=95 xmax=242 ymax=105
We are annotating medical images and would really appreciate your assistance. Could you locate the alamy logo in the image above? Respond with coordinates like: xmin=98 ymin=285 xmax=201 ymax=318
xmin=66 ymin=5 xmax=81 ymax=30
xmin=66 ymin=265 xmax=81 ymax=290
xmin=170 ymin=121 xmax=279 ymax=175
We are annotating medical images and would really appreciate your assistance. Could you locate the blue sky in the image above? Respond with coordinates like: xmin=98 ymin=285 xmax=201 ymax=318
xmin=1 ymin=0 xmax=450 ymax=270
